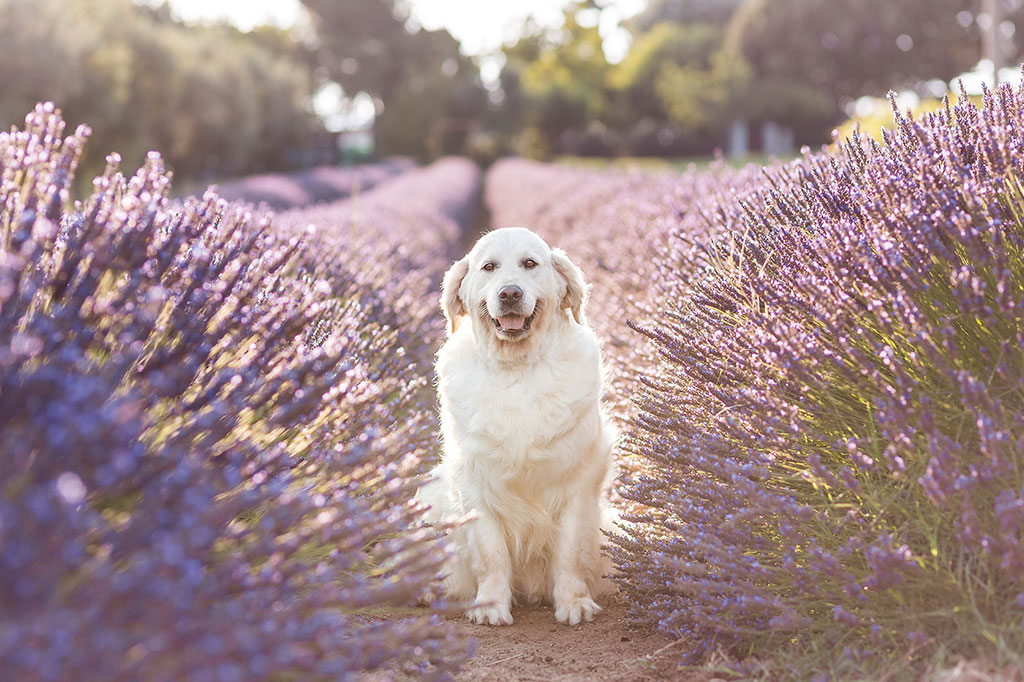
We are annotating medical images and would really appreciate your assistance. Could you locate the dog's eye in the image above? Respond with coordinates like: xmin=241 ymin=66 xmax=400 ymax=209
xmin=482 ymin=262 xmax=495 ymax=272
xmin=523 ymin=258 xmax=537 ymax=269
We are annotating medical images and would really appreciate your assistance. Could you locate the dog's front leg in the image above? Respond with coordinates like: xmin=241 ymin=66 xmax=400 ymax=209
xmin=465 ymin=509 xmax=514 ymax=625
xmin=552 ymin=494 xmax=602 ymax=625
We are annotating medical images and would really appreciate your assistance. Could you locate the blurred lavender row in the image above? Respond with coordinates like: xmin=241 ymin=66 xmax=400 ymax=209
xmin=485 ymin=84 xmax=1024 ymax=676
xmin=0 ymin=104 xmax=479 ymax=681
xmin=208 ymin=157 xmax=416 ymax=211
xmin=274 ymin=156 xmax=481 ymax=377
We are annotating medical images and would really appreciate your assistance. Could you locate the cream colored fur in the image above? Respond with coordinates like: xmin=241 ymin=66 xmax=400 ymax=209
xmin=418 ymin=227 xmax=616 ymax=627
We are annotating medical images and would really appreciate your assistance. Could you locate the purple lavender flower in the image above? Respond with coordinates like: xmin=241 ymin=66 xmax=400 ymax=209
xmin=1 ymin=103 xmax=479 ymax=681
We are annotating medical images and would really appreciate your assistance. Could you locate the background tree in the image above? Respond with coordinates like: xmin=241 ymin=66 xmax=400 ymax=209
xmin=501 ymin=2 xmax=612 ymax=157
xmin=607 ymin=22 xmax=723 ymax=125
xmin=627 ymin=0 xmax=745 ymax=33
xmin=654 ymin=48 xmax=750 ymax=135
xmin=488 ymin=19 xmax=547 ymax=137
xmin=0 ymin=0 xmax=320 ymax=187
xmin=301 ymin=0 xmax=486 ymax=158
xmin=604 ymin=21 xmax=746 ymax=155
xmin=299 ymin=0 xmax=410 ymax=104
xmin=726 ymin=0 xmax=983 ymax=104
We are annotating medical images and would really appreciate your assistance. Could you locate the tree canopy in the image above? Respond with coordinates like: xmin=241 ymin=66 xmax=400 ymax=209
xmin=627 ymin=0 xmax=745 ymax=34
xmin=300 ymin=0 xmax=486 ymax=158
xmin=726 ymin=0 xmax=983 ymax=103
xmin=608 ymin=22 xmax=723 ymax=124
xmin=495 ymin=3 xmax=614 ymax=157
xmin=495 ymin=0 xmax=1009 ymax=157
xmin=0 ymin=0 xmax=321 ymax=185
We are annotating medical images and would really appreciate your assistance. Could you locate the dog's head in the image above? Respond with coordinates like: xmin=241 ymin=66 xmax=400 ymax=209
xmin=442 ymin=227 xmax=587 ymax=343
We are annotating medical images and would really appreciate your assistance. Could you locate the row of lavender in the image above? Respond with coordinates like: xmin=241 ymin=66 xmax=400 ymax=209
xmin=486 ymin=85 xmax=1024 ymax=678
xmin=207 ymin=157 xmax=417 ymax=211
xmin=0 ymin=104 xmax=479 ymax=681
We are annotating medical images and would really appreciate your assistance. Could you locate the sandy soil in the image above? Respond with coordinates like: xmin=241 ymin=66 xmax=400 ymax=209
xmin=445 ymin=595 xmax=706 ymax=682
xmin=361 ymin=595 xmax=710 ymax=682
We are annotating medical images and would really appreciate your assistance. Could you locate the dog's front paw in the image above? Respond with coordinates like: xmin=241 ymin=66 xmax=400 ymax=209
xmin=466 ymin=603 xmax=513 ymax=626
xmin=555 ymin=596 xmax=601 ymax=625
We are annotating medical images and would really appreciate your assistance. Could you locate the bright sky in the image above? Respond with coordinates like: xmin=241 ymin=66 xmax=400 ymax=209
xmin=164 ymin=0 xmax=646 ymax=61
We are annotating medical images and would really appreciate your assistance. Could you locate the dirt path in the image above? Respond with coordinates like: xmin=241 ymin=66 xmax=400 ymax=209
xmin=446 ymin=595 xmax=706 ymax=682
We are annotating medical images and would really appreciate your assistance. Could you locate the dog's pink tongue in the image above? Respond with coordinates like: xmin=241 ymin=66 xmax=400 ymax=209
xmin=499 ymin=315 xmax=526 ymax=330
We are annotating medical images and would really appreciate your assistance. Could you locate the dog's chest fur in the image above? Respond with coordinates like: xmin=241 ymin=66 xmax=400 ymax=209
xmin=438 ymin=326 xmax=601 ymax=473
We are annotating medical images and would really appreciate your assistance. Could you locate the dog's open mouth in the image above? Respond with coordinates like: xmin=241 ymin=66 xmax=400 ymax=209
xmin=492 ymin=312 xmax=535 ymax=335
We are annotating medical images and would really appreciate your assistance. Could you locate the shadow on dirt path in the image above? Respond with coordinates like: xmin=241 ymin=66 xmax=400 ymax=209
xmin=458 ymin=168 xmax=491 ymax=254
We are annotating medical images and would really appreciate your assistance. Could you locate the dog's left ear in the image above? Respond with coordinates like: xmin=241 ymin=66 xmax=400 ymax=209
xmin=551 ymin=248 xmax=588 ymax=324
xmin=442 ymin=257 xmax=470 ymax=334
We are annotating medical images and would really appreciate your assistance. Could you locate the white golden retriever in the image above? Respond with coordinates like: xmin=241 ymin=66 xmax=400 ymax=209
xmin=418 ymin=226 xmax=616 ymax=626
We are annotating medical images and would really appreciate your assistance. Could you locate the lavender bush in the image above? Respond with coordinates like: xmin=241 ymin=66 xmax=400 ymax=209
xmin=615 ymin=87 xmax=1024 ymax=676
xmin=207 ymin=157 xmax=416 ymax=211
xmin=0 ymin=103 xmax=480 ymax=681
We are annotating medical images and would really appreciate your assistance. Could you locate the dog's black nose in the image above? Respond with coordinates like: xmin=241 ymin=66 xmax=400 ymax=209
xmin=498 ymin=285 xmax=523 ymax=303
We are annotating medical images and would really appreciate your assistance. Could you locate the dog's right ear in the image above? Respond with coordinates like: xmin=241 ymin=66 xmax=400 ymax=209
xmin=551 ymin=248 xmax=588 ymax=324
xmin=441 ymin=257 xmax=470 ymax=334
